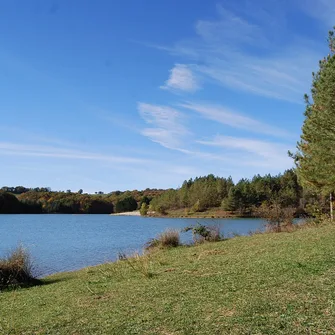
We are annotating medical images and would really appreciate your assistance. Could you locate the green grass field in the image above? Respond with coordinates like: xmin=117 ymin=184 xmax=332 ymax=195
xmin=1 ymin=223 xmax=335 ymax=334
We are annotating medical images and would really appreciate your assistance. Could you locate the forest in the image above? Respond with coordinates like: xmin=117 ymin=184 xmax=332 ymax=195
xmin=0 ymin=187 xmax=163 ymax=214
xmin=0 ymin=169 xmax=327 ymax=216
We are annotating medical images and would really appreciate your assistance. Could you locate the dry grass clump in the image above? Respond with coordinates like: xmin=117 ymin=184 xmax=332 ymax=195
xmin=145 ymin=229 xmax=181 ymax=250
xmin=204 ymin=225 xmax=221 ymax=242
xmin=0 ymin=246 xmax=39 ymax=289
xmin=118 ymin=252 xmax=154 ymax=278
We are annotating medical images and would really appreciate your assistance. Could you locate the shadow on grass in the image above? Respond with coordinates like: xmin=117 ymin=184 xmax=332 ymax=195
xmin=1 ymin=277 xmax=72 ymax=292
xmin=40 ymin=277 xmax=71 ymax=286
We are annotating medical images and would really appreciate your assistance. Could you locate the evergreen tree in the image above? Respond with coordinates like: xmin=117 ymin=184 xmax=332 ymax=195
xmin=292 ymin=28 xmax=335 ymax=219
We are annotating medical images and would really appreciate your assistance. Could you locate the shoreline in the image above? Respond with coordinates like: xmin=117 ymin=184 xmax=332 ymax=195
xmin=110 ymin=210 xmax=141 ymax=216
xmin=109 ymin=210 xmax=255 ymax=219
xmin=2 ymin=222 xmax=332 ymax=334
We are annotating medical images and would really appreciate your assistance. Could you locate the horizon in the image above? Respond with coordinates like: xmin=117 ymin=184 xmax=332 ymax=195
xmin=1 ymin=0 xmax=332 ymax=193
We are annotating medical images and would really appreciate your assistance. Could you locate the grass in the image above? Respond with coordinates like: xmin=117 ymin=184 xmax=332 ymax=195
xmin=118 ymin=252 xmax=154 ymax=278
xmin=1 ymin=223 xmax=335 ymax=334
xmin=0 ymin=246 xmax=39 ymax=290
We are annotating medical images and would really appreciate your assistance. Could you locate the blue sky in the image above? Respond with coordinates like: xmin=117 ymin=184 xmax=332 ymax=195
xmin=0 ymin=0 xmax=333 ymax=193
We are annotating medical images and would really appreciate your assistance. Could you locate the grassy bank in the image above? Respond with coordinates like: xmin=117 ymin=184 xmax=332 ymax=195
xmin=149 ymin=207 xmax=238 ymax=218
xmin=1 ymin=224 xmax=335 ymax=334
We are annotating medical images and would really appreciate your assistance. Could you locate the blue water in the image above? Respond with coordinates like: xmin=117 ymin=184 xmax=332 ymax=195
xmin=0 ymin=215 xmax=265 ymax=277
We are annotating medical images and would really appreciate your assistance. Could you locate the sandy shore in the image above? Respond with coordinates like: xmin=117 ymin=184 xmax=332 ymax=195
xmin=111 ymin=210 xmax=141 ymax=216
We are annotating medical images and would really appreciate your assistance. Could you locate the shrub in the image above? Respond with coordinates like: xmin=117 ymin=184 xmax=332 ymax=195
xmin=256 ymin=202 xmax=295 ymax=232
xmin=156 ymin=205 xmax=167 ymax=215
xmin=145 ymin=229 xmax=180 ymax=250
xmin=183 ymin=223 xmax=222 ymax=243
xmin=140 ymin=203 xmax=148 ymax=216
xmin=0 ymin=246 xmax=39 ymax=289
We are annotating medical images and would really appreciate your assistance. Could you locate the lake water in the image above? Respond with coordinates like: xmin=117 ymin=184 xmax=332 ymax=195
xmin=0 ymin=215 xmax=265 ymax=277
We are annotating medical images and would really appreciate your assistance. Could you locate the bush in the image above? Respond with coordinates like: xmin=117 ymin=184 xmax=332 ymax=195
xmin=256 ymin=202 xmax=295 ymax=232
xmin=183 ymin=223 xmax=222 ymax=243
xmin=140 ymin=203 xmax=148 ymax=216
xmin=0 ymin=246 xmax=39 ymax=289
xmin=145 ymin=229 xmax=180 ymax=250
xmin=156 ymin=205 xmax=167 ymax=215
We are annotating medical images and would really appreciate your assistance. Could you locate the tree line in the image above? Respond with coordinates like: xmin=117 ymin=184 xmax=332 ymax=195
xmin=149 ymin=170 xmax=308 ymax=216
xmin=150 ymin=28 xmax=335 ymax=219
xmin=0 ymin=188 xmax=163 ymax=214
xmin=0 ymin=170 xmax=329 ymax=216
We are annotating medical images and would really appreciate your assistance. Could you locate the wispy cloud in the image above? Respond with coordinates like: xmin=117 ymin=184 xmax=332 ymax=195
xmin=301 ymin=0 xmax=335 ymax=27
xmin=180 ymin=102 xmax=290 ymax=138
xmin=198 ymin=135 xmax=292 ymax=169
xmin=0 ymin=142 xmax=150 ymax=164
xmin=160 ymin=64 xmax=200 ymax=93
xmin=138 ymin=102 xmax=190 ymax=149
xmin=152 ymin=4 xmax=322 ymax=103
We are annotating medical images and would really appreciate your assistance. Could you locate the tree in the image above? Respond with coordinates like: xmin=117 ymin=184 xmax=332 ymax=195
xmin=139 ymin=196 xmax=151 ymax=207
xmin=291 ymin=28 xmax=335 ymax=219
xmin=115 ymin=196 xmax=137 ymax=213
xmin=256 ymin=202 xmax=295 ymax=232
xmin=0 ymin=192 xmax=21 ymax=213
xmin=140 ymin=203 xmax=148 ymax=216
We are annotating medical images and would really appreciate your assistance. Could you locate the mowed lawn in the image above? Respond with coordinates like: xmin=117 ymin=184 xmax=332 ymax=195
xmin=1 ymin=224 xmax=335 ymax=334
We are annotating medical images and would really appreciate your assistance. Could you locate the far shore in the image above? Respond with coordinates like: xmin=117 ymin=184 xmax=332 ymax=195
xmin=110 ymin=209 xmax=251 ymax=219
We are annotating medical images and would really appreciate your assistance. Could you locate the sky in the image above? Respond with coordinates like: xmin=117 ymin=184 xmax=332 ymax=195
xmin=0 ymin=0 xmax=333 ymax=193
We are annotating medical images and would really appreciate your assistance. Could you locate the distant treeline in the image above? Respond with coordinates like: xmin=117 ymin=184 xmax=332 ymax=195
xmin=0 ymin=188 xmax=164 ymax=214
xmin=149 ymin=170 xmax=325 ymax=216
xmin=0 ymin=170 xmax=327 ymax=215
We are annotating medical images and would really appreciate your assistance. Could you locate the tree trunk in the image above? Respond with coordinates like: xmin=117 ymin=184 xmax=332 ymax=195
xmin=330 ymin=193 xmax=333 ymax=221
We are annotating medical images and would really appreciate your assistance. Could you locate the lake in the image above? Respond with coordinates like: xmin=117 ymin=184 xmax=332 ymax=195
xmin=0 ymin=215 xmax=265 ymax=277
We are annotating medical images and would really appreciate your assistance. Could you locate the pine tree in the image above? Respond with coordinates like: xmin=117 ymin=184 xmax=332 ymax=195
xmin=292 ymin=28 xmax=335 ymax=219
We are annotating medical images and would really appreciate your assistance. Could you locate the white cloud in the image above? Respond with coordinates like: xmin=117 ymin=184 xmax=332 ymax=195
xmin=0 ymin=142 xmax=150 ymax=164
xmin=160 ymin=64 xmax=200 ymax=93
xmin=152 ymin=4 xmax=322 ymax=103
xmin=180 ymin=102 xmax=290 ymax=138
xmin=198 ymin=135 xmax=293 ymax=170
xmin=138 ymin=102 xmax=190 ymax=149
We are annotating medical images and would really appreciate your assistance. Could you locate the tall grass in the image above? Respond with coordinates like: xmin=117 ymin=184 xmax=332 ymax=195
xmin=145 ymin=229 xmax=181 ymax=250
xmin=0 ymin=246 xmax=39 ymax=289
xmin=118 ymin=252 xmax=154 ymax=278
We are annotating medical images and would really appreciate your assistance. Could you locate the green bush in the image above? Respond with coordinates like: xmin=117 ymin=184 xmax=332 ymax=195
xmin=140 ymin=203 xmax=148 ymax=216
xmin=184 ymin=223 xmax=222 ymax=243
